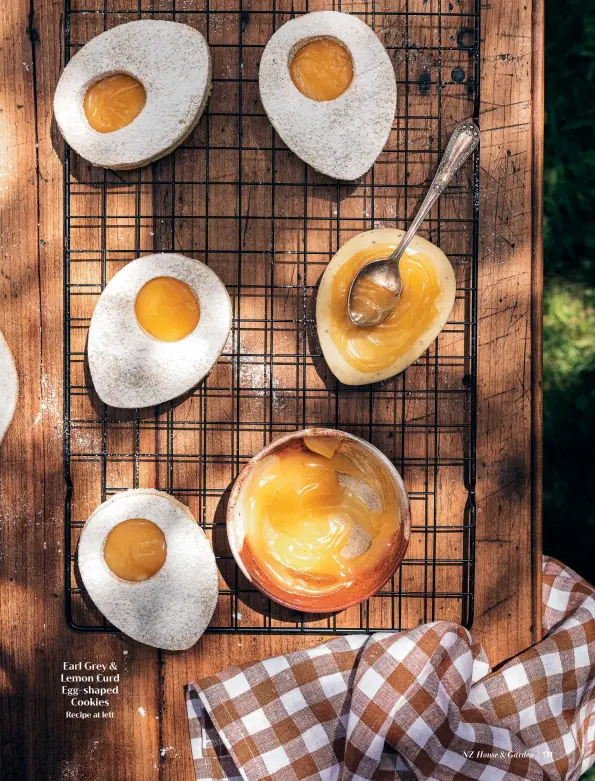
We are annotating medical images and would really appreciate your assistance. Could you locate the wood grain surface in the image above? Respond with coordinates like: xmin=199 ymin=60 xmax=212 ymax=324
xmin=0 ymin=0 xmax=542 ymax=778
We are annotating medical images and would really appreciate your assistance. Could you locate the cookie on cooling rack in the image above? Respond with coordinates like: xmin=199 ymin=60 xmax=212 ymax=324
xmin=259 ymin=11 xmax=396 ymax=180
xmin=316 ymin=228 xmax=456 ymax=385
xmin=54 ymin=20 xmax=211 ymax=169
xmin=87 ymin=253 xmax=232 ymax=409
xmin=78 ymin=489 xmax=218 ymax=650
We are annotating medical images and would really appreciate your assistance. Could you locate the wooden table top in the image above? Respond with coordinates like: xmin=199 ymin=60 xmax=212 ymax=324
xmin=0 ymin=0 xmax=542 ymax=778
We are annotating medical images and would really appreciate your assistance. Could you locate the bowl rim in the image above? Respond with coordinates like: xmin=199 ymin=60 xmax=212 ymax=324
xmin=226 ymin=427 xmax=411 ymax=614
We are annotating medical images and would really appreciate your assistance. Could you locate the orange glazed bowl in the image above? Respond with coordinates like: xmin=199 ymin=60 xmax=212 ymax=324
xmin=226 ymin=428 xmax=410 ymax=614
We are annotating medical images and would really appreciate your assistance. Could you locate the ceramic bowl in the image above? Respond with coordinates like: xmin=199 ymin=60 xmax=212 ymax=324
xmin=226 ymin=427 xmax=410 ymax=613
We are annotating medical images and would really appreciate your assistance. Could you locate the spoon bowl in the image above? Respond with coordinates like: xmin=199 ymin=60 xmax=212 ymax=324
xmin=348 ymin=121 xmax=479 ymax=328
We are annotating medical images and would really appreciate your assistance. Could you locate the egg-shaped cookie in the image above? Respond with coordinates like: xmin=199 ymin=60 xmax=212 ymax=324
xmin=78 ymin=489 xmax=218 ymax=650
xmin=88 ymin=253 xmax=231 ymax=408
xmin=259 ymin=12 xmax=396 ymax=180
xmin=0 ymin=331 xmax=18 ymax=444
xmin=54 ymin=20 xmax=211 ymax=169
xmin=316 ymin=228 xmax=456 ymax=385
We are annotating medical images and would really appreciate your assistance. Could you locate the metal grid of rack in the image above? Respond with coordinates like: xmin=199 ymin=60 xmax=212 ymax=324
xmin=64 ymin=0 xmax=480 ymax=634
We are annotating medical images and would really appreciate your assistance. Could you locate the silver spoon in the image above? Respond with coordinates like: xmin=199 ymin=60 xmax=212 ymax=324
xmin=348 ymin=121 xmax=480 ymax=328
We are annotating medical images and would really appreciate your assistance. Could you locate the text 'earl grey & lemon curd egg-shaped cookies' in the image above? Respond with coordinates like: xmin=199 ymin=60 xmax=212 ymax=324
xmin=78 ymin=489 xmax=218 ymax=650
xmin=88 ymin=253 xmax=231 ymax=408
xmin=54 ymin=20 xmax=211 ymax=169
xmin=259 ymin=12 xmax=397 ymax=180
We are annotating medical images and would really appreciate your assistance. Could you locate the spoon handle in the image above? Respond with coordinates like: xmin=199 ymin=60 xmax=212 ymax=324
xmin=388 ymin=121 xmax=480 ymax=265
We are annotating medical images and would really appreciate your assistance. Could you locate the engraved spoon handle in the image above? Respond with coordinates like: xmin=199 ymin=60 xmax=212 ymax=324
xmin=386 ymin=121 xmax=480 ymax=267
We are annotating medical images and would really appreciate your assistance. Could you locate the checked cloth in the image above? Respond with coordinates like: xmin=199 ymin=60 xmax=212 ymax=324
xmin=186 ymin=557 xmax=595 ymax=780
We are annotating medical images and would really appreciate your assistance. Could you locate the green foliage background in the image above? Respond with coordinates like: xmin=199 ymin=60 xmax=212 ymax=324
xmin=544 ymin=0 xmax=595 ymax=586
xmin=546 ymin=1 xmax=595 ymax=777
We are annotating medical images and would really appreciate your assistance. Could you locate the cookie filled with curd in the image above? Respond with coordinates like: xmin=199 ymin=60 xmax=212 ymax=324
xmin=54 ymin=20 xmax=211 ymax=169
xmin=316 ymin=228 xmax=457 ymax=385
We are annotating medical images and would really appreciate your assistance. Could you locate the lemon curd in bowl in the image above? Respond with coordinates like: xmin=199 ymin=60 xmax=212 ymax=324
xmin=227 ymin=428 xmax=410 ymax=613
xmin=316 ymin=228 xmax=457 ymax=386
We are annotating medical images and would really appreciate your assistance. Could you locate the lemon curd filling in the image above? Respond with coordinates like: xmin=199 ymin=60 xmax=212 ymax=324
xmin=84 ymin=73 xmax=146 ymax=133
xmin=290 ymin=38 xmax=353 ymax=102
xmin=103 ymin=518 xmax=166 ymax=582
xmin=330 ymin=244 xmax=442 ymax=373
xmin=241 ymin=436 xmax=400 ymax=600
xmin=135 ymin=276 xmax=200 ymax=342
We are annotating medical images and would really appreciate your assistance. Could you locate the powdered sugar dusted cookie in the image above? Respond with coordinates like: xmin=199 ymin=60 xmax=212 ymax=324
xmin=54 ymin=20 xmax=211 ymax=169
xmin=259 ymin=12 xmax=396 ymax=180
xmin=78 ymin=489 xmax=218 ymax=650
xmin=0 ymin=331 xmax=18 ymax=444
xmin=88 ymin=253 xmax=231 ymax=408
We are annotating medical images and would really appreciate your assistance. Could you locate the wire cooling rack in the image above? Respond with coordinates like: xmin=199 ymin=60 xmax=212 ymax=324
xmin=64 ymin=0 xmax=480 ymax=634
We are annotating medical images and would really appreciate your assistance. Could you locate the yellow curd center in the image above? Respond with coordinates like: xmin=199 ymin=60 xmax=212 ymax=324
xmin=330 ymin=244 xmax=442 ymax=373
xmin=84 ymin=73 xmax=146 ymax=133
xmin=241 ymin=436 xmax=400 ymax=600
xmin=290 ymin=39 xmax=353 ymax=102
xmin=104 ymin=518 xmax=166 ymax=582
xmin=135 ymin=276 xmax=200 ymax=342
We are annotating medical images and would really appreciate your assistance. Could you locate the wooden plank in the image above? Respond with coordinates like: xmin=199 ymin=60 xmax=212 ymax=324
xmin=473 ymin=0 xmax=543 ymax=661
xmin=0 ymin=4 xmax=46 ymax=778
xmin=0 ymin=1 xmax=163 ymax=780
xmin=0 ymin=0 xmax=542 ymax=778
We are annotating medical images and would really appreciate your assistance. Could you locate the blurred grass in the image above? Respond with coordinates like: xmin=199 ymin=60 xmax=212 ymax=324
xmin=546 ymin=2 xmax=595 ymax=774
xmin=543 ymin=0 xmax=595 ymax=585
xmin=546 ymin=0 xmax=595 ymax=772
xmin=533 ymin=2 xmax=594 ymax=774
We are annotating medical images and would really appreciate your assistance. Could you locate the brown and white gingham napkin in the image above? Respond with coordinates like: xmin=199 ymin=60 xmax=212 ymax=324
xmin=186 ymin=557 xmax=595 ymax=780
